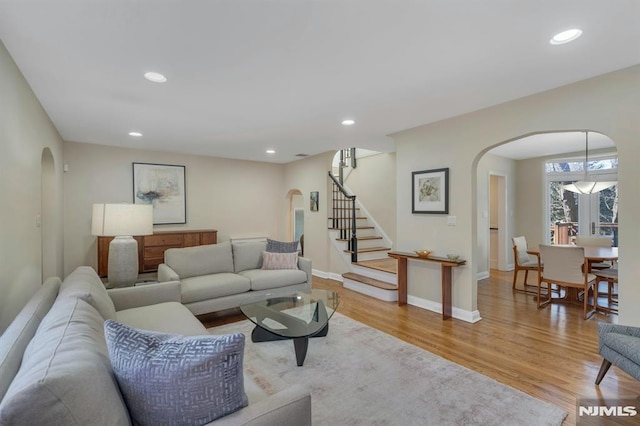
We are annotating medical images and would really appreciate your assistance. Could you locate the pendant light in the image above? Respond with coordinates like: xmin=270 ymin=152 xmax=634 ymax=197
xmin=563 ymin=131 xmax=616 ymax=194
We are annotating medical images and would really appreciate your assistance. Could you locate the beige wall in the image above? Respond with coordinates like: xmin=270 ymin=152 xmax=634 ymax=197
xmin=344 ymin=152 xmax=397 ymax=245
xmin=392 ymin=65 xmax=640 ymax=324
xmin=283 ymin=152 xmax=334 ymax=273
xmin=0 ymin=41 xmax=65 ymax=332
xmin=63 ymin=142 xmax=289 ymax=275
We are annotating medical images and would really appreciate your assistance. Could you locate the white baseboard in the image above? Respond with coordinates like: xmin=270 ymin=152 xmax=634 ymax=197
xmin=477 ymin=271 xmax=490 ymax=280
xmin=407 ymin=295 xmax=482 ymax=323
xmin=312 ymin=269 xmax=344 ymax=282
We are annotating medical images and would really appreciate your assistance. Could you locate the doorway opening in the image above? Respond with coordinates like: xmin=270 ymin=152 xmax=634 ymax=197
xmin=41 ymin=148 xmax=57 ymax=281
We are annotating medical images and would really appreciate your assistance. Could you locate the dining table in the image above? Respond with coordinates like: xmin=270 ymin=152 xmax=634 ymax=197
xmin=526 ymin=245 xmax=618 ymax=307
xmin=527 ymin=245 xmax=618 ymax=268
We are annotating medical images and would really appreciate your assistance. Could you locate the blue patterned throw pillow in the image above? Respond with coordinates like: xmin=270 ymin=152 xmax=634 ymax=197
xmin=104 ymin=320 xmax=248 ymax=426
xmin=266 ymin=238 xmax=299 ymax=253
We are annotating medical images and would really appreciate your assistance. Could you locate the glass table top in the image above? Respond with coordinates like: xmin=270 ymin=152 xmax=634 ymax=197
xmin=240 ymin=289 xmax=340 ymax=339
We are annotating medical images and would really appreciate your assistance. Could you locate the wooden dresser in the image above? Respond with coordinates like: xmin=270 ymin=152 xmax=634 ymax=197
xmin=97 ymin=229 xmax=217 ymax=277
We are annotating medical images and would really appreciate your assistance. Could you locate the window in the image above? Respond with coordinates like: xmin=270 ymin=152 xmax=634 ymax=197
xmin=545 ymin=155 xmax=618 ymax=246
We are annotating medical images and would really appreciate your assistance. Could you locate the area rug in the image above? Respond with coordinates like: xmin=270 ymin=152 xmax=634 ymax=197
xmin=209 ymin=313 xmax=567 ymax=425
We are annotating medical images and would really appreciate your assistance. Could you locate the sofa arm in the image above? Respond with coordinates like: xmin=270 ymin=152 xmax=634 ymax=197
xmin=211 ymin=385 xmax=311 ymax=426
xmin=297 ymin=257 xmax=312 ymax=290
xmin=158 ymin=263 xmax=180 ymax=282
xmin=108 ymin=281 xmax=181 ymax=311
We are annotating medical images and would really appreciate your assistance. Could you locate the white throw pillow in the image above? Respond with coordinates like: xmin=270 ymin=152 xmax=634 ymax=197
xmin=262 ymin=251 xmax=298 ymax=270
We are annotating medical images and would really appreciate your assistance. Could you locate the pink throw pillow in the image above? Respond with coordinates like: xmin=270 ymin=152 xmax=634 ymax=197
xmin=262 ymin=251 xmax=298 ymax=270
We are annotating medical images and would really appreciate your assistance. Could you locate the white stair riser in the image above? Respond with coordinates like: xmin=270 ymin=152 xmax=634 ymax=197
xmin=353 ymin=251 xmax=390 ymax=262
xmin=350 ymin=265 xmax=397 ymax=284
xmin=342 ymin=278 xmax=398 ymax=302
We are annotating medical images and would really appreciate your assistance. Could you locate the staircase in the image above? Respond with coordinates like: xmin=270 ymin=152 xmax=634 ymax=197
xmin=328 ymin=163 xmax=398 ymax=302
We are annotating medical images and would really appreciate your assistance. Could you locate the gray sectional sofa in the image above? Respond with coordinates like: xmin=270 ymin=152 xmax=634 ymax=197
xmin=0 ymin=266 xmax=311 ymax=425
xmin=158 ymin=241 xmax=312 ymax=315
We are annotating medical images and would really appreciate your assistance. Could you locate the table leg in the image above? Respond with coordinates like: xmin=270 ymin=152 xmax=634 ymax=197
xmin=441 ymin=265 xmax=452 ymax=320
xmin=293 ymin=337 xmax=309 ymax=367
xmin=397 ymin=257 xmax=407 ymax=306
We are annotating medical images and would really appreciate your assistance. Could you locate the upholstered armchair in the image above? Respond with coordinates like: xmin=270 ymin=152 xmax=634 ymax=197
xmin=596 ymin=323 xmax=640 ymax=384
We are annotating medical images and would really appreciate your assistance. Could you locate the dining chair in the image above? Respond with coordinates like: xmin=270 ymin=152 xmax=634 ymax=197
xmin=594 ymin=268 xmax=618 ymax=314
xmin=575 ymin=235 xmax=614 ymax=270
xmin=538 ymin=244 xmax=597 ymax=319
xmin=512 ymin=236 xmax=542 ymax=294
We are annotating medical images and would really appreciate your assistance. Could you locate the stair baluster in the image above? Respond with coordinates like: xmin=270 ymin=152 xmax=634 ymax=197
xmin=329 ymin=172 xmax=357 ymax=263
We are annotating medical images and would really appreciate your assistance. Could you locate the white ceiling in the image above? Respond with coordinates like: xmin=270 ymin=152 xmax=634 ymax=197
xmin=0 ymin=1 xmax=638 ymax=163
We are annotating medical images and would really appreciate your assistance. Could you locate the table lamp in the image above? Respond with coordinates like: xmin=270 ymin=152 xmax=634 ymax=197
xmin=92 ymin=203 xmax=153 ymax=287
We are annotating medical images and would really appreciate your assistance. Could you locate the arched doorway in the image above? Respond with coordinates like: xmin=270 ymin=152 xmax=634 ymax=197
xmin=41 ymin=148 xmax=57 ymax=280
xmin=475 ymin=130 xmax=618 ymax=290
xmin=286 ymin=189 xmax=304 ymax=253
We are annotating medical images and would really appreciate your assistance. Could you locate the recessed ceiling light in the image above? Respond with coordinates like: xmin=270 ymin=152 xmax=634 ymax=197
xmin=550 ymin=29 xmax=582 ymax=45
xmin=128 ymin=131 xmax=143 ymax=137
xmin=143 ymin=71 xmax=167 ymax=83
xmin=266 ymin=149 xmax=276 ymax=154
xmin=341 ymin=119 xmax=355 ymax=126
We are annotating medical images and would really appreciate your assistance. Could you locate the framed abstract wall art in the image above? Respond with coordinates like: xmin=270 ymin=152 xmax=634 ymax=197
xmin=133 ymin=162 xmax=186 ymax=224
xmin=310 ymin=191 xmax=319 ymax=212
xmin=412 ymin=168 xmax=449 ymax=214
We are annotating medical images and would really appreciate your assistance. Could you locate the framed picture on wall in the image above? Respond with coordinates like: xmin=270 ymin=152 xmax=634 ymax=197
xmin=412 ymin=168 xmax=449 ymax=214
xmin=133 ymin=162 xmax=186 ymax=224
xmin=310 ymin=191 xmax=319 ymax=212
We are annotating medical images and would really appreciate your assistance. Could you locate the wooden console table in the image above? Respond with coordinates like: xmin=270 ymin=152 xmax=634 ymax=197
xmin=388 ymin=251 xmax=466 ymax=320
xmin=97 ymin=229 xmax=217 ymax=277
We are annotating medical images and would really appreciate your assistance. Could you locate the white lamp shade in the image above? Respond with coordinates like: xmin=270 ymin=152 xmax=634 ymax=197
xmin=563 ymin=181 xmax=616 ymax=194
xmin=92 ymin=203 xmax=153 ymax=236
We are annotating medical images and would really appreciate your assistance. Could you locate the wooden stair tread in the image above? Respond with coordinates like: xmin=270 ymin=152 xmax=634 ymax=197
xmin=329 ymin=226 xmax=374 ymax=230
xmin=336 ymin=236 xmax=382 ymax=242
xmin=342 ymin=272 xmax=397 ymax=290
xmin=355 ymin=258 xmax=397 ymax=274
xmin=344 ymin=246 xmax=391 ymax=254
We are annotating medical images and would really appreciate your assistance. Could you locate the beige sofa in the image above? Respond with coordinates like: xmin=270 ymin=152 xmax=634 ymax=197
xmin=158 ymin=241 xmax=312 ymax=315
xmin=0 ymin=266 xmax=311 ymax=425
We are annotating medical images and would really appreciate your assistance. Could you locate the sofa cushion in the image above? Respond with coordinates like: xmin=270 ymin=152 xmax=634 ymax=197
xmin=181 ymin=273 xmax=251 ymax=304
xmin=262 ymin=251 xmax=299 ymax=270
xmin=266 ymin=238 xmax=299 ymax=253
xmin=104 ymin=320 xmax=248 ymax=426
xmin=0 ymin=297 xmax=130 ymax=425
xmin=116 ymin=302 xmax=208 ymax=336
xmin=0 ymin=277 xmax=60 ymax=401
xmin=58 ymin=265 xmax=117 ymax=320
xmin=232 ymin=241 xmax=266 ymax=273
xmin=165 ymin=242 xmax=234 ymax=279
xmin=239 ymin=269 xmax=309 ymax=291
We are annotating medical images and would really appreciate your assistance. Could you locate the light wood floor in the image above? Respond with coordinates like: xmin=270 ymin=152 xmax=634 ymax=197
xmin=200 ymin=270 xmax=639 ymax=425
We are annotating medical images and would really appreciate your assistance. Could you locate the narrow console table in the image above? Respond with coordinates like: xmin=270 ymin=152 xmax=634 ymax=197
xmin=388 ymin=251 xmax=466 ymax=320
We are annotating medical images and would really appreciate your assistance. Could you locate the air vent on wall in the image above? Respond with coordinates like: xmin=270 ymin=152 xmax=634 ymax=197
xmin=295 ymin=153 xmax=309 ymax=157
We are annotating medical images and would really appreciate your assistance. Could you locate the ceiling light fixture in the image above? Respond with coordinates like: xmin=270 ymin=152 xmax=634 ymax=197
xmin=550 ymin=29 xmax=582 ymax=45
xmin=563 ymin=131 xmax=616 ymax=194
xmin=128 ymin=131 xmax=143 ymax=137
xmin=143 ymin=71 xmax=167 ymax=83
xmin=341 ymin=119 xmax=355 ymax=126
xmin=266 ymin=149 xmax=276 ymax=154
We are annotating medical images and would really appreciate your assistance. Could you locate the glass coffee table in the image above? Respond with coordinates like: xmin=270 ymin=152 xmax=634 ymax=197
xmin=240 ymin=289 xmax=339 ymax=366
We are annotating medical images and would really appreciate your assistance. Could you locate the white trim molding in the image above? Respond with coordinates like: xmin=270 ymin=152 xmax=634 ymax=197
xmin=407 ymin=295 xmax=482 ymax=323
